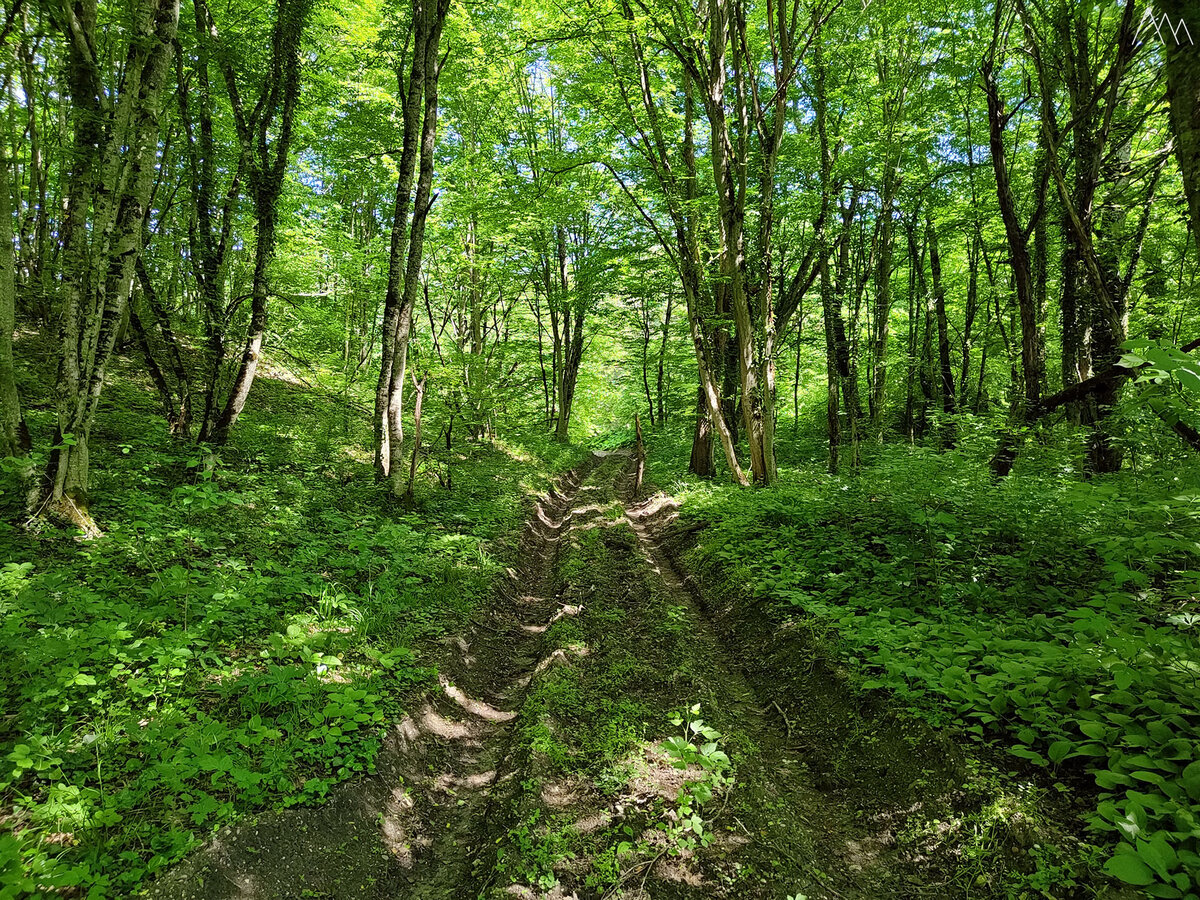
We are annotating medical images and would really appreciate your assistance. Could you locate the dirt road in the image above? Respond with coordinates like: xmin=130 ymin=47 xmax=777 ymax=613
xmin=153 ymin=451 xmax=1061 ymax=899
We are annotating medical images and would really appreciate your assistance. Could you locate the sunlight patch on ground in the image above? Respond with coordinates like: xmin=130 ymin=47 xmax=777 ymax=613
xmin=533 ymin=644 xmax=590 ymax=675
xmin=416 ymin=705 xmax=473 ymax=741
xmin=441 ymin=675 xmax=517 ymax=722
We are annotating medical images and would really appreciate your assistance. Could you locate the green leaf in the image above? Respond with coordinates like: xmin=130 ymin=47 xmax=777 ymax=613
xmin=1137 ymin=834 xmax=1176 ymax=881
xmin=1181 ymin=761 xmax=1200 ymax=800
xmin=1095 ymin=770 xmax=1132 ymax=789
xmin=1146 ymin=884 xmax=1184 ymax=898
xmin=1009 ymin=746 xmax=1047 ymax=766
xmin=1048 ymin=740 xmax=1071 ymax=764
xmin=1175 ymin=365 xmax=1200 ymax=394
xmin=1103 ymin=852 xmax=1156 ymax=886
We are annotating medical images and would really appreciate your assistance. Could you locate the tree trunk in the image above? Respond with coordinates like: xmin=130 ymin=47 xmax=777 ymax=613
xmin=37 ymin=0 xmax=181 ymax=529
xmin=1159 ymin=0 xmax=1200 ymax=252
xmin=633 ymin=411 xmax=645 ymax=493
xmin=1061 ymin=204 xmax=1083 ymax=424
xmin=387 ymin=2 xmax=448 ymax=496
xmin=553 ymin=237 xmax=586 ymax=443
xmin=210 ymin=0 xmax=313 ymax=446
xmin=867 ymin=37 xmax=912 ymax=434
xmin=640 ymin=298 xmax=655 ymax=427
xmin=688 ymin=384 xmax=715 ymax=477
xmin=815 ymin=37 xmax=839 ymax=473
xmin=129 ymin=303 xmax=182 ymax=434
xmin=832 ymin=200 xmax=861 ymax=463
xmin=136 ymin=256 xmax=192 ymax=435
xmin=0 ymin=142 xmax=28 ymax=460
xmin=819 ymin=250 xmax=840 ymax=474
xmin=680 ymin=65 xmax=743 ymax=484
xmin=184 ymin=0 xmax=243 ymax=443
xmin=870 ymin=174 xmax=895 ymax=431
xmin=656 ymin=290 xmax=672 ymax=426
xmin=983 ymin=57 xmax=1044 ymax=413
xmin=210 ymin=213 xmax=272 ymax=444
xmin=926 ymin=212 xmax=954 ymax=450
xmin=404 ymin=372 xmax=427 ymax=501
xmin=960 ymin=233 xmax=978 ymax=407
xmin=718 ymin=325 xmax=739 ymax=446
xmin=1084 ymin=133 xmax=1135 ymax=474
xmin=374 ymin=2 xmax=432 ymax=477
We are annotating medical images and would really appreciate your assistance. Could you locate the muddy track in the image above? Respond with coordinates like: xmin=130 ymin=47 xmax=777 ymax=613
xmin=614 ymin=460 xmax=902 ymax=897
xmin=384 ymin=452 xmax=612 ymax=897
xmin=152 ymin=452 xmax=1039 ymax=900
xmin=150 ymin=453 xmax=618 ymax=899
xmin=617 ymin=463 xmax=903 ymax=899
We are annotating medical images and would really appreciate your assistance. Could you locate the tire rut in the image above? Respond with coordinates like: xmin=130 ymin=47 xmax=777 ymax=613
xmin=615 ymin=456 xmax=908 ymax=899
xmin=155 ymin=451 xmax=1074 ymax=899
xmin=150 ymin=452 xmax=620 ymax=900
xmin=398 ymin=452 xmax=621 ymax=896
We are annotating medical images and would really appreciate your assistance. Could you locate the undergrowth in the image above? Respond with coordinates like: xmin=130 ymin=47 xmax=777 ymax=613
xmin=649 ymin=419 xmax=1200 ymax=898
xmin=0 ymin=353 xmax=586 ymax=896
xmin=495 ymin=506 xmax=742 ymax=896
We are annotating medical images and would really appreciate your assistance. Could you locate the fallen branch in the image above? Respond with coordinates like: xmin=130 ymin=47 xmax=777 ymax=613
xmin=991 ymin=337 xmax=1200 ymax=476
xmin=771 ymin=700 xmax=793 ymax=737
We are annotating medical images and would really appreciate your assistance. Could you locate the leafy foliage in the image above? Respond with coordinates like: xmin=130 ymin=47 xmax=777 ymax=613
xmin=4 ymin=0 xmax=1200 ymax=893
xmin=672 ymin=439 xmax=1200 ymax=896
xmin=0 ymin=361 xmax=585 ymax=894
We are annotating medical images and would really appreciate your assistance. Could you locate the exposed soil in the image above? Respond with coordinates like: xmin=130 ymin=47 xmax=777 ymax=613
xmin=150 ymin=454 xmax=602 ymax=899
xmin=150 ymin=451 xmax=1092 ymax=899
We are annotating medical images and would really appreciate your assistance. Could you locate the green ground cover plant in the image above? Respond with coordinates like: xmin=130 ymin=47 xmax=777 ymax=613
xmin=6 ymin=0 xmax=1200 ymax=893
xmin=0 ymin=364 xmax=585 ymax=896
xmin=653 ymin=423 xmax=1200 ymax=898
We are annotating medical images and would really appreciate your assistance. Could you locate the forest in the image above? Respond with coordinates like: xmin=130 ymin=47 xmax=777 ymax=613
xmin=1 ymin=0 xmax=1200 ymax=895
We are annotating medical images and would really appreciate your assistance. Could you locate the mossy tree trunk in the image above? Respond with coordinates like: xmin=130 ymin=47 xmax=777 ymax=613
xmin=0 ymin=140 xmax=28 ymax=462
xmin=34 ymin=0 xmax=181 ymax=530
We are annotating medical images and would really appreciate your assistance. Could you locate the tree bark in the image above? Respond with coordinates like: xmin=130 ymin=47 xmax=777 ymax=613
xmin=815 ymin=34 xmax=839 ymax=473
xmin=36 ymin=0 xmax=181 ymax=529
xmin=136 ymin=255 xmax=192 ymax=435
xmin=374 ymin=4 xmax=432 ymax=476
xmin=688 ymin=384 xmax=716 ymax=477
xmin=867 ymin=37 xmax=914 ymax=433
xmin=404 ymin=372 xmax=426 ymax=501
xmin=552 ymin=225 xmax=588 ymax=443
xmin=927 ymin=212 xmax=955 ymax=445
xmin=982 ymin=56 xmax=1043 ymax=413
xmin=960 ymin=232 xmax=979 ymax=407
xmin=182 ymin=0 xmax=243 ymax=441
xmin=210 ymin=0 xmax=313 ymax=445
xmin=656 ymin=289 xmax=672 ymax=426
xmin=1159 ymin=0 xmax=1200 ymax=252
xmin=871 ymin=175 xmax=896 ymax=430
xmin=0 ymin=140 xmax=28 ymax=460
xmin=386 ymin=0 xmax=449 ymax=495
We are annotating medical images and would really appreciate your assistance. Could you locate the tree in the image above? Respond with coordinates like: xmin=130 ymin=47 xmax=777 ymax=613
xmin=206 ymin=0 xmax=316 ymax=445
xmin=1157 ymin=0 xmax=1200 ymax=252
xmin=513 ymin=67 xmax=609 ymax=442
xmin=0 ymin=91 xmax=28 ymax=461
xmin=375 ymin=0 xmax=452 ymax=494
xmin=34 ymin=0 xmax=181 ymax=530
